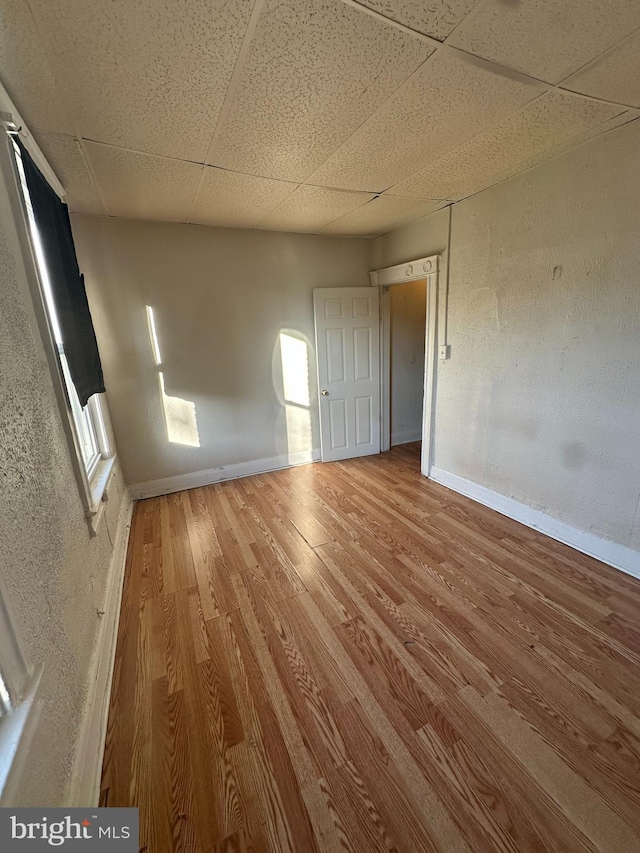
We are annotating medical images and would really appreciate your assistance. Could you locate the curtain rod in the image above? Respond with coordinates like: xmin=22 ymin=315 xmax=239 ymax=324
xmin=0 ymin=82 xmax=66 ymax=201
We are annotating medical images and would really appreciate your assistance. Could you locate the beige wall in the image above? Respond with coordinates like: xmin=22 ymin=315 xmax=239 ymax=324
xmin=375 ymin=120 xmax=640 ymax=550
xmin=0 ymin=150 xmax=127 ymax=804
xmin=390 ymin=280 xmax=426 ymax=445
xmin=72 ymin=217 xmax=371 ymax=488
xmin=373 ymin=209 xmax=449 ymax=269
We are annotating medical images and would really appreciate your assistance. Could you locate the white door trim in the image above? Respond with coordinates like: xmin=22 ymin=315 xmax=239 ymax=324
xmin=369 ymin=255 xmax=439 ymax=477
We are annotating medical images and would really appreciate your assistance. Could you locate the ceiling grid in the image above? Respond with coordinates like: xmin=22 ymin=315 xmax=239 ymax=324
xmin=0 ymin=0 xmax=637 ymax=236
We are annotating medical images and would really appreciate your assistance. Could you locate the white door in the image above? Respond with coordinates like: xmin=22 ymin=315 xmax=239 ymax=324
xmin=313 ymin=287 xmax=380 ymax=462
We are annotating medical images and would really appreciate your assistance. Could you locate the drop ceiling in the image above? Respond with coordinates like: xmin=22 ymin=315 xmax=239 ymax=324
xmin=2 ymin=0 xmax=639 ymax=237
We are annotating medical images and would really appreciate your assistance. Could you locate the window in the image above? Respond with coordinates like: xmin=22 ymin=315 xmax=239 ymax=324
xmin=0 ymin=570 xmax=41 ymax=803
xmin=0 ymin=673 xmax=10 ymax=721
xmin=8 ymin=136 xmax=114 ymax=515
xmin=0 ymin=106 xmax=85 ymax=803
xmin=0 ymin=585 xmax=34 ymax=724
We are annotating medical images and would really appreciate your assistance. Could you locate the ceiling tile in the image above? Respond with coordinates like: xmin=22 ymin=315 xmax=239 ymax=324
xmin=208 ymin=0 xmax=434 ymax=182
xmin=390 ymin=91 xmax=624 ymax=200
xmin=0 ymin=0 xmax=71 ymax=134
xmin=27 ymin=0 xmax=253 ymax=161
xmin=84 ymin=143 xmax=202 ymax=222
xmin=353 ymin=0 xmax=480 ymax=40
xmin=190 ymin=167 xmax=297 ymax=229
xmin=492 ymin=109 xmax=638 ymax=186
xmin=448 ymin=0 xmax=640 ymax=85
xmin=563 ymin=30 xmax=640 ymax=108
xmin=310 ymin=50 xmax=543 ymax=192
xmin=321 ymin=195 xmax=446 ymax=236
xmin=260 ymin=185 xmax=376 ymax=233
xmin=31 ymin=131 xmax=105 ymax=215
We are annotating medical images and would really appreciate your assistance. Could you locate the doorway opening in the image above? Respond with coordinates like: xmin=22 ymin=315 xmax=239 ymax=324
xmin=312 ymin=256 xmax=438 ymax=474
xmin=373 ymin=256 xmax=439 ymax=478
xmin=387 ymin=278 xmax=426 ymax=451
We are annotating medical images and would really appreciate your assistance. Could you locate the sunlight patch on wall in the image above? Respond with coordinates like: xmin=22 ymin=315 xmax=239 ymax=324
xmin=284 ymin=404 xmax=312 ymax=457
xmin=146 ymin=305 xmax=162 ymax=365
xmin=159 ymin=373 xmax=200 ymax=447
xmin=146 ymin=305 xmax=200 ymax=447
xmin=280 ymin=332 xmax=310 ymax=407
xmin=280 ymin=331 xmax=312 ymax=462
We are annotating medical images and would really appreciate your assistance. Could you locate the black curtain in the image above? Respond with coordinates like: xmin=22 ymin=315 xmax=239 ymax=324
xmin=17 ymin=139 xmax=105 ymax=407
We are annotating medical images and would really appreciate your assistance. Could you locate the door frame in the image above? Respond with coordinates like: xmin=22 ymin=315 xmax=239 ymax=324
xmin=369 ymin=255 xmax=439 ymax=478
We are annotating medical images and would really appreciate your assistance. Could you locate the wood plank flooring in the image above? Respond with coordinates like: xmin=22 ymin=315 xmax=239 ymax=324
xmin=102 ymin=443 xmax=640 ymax=852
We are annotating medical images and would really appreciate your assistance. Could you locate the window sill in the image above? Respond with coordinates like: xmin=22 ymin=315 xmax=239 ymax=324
xmin=85 ymin=455 xmax=116 ymax=536
xmin=0 ymin=666 xmax=43 ymax=805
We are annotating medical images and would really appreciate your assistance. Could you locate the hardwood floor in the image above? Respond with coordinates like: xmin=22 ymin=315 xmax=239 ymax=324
xmin=102 ymin=443 xmax=640 ymax=852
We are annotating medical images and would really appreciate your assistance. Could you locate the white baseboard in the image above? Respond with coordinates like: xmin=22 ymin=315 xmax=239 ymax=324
xmin=430 ymin=467 xmax=640 ymax=581
xmin=129 ymin=449 xmax=321 ymax=500
xmin=68 ymin=493 xmax=133 ymax=806
xmin=391 ymin=428 xmax=422 ymax=447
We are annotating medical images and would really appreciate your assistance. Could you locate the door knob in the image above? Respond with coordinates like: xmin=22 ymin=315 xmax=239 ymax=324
xmin=321 ymin=390 xmax=329 ymax=396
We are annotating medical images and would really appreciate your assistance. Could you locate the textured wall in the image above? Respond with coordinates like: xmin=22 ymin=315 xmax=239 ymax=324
xmin=372 ymin=209 xmax=449 ymax=269
xmin=0 ymin=155 xmax=127 ymax=805
xmin=390 ymin=280 xmax=426 ymax=444
xmin=375 ymin=120 xmax=640 ymax=549
xmin=71 ymin=217 xmax=371 ymax=486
